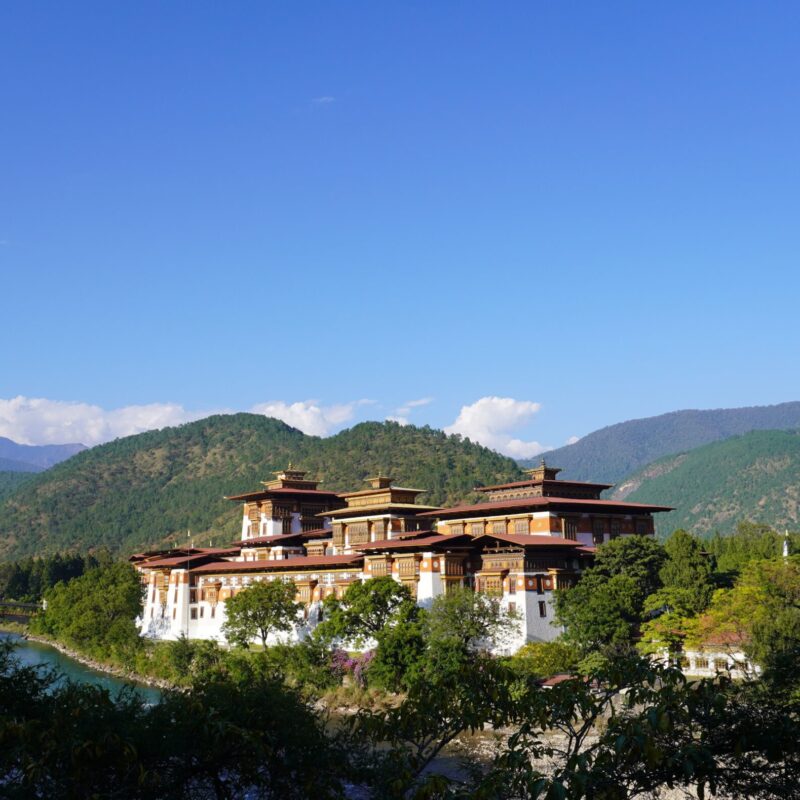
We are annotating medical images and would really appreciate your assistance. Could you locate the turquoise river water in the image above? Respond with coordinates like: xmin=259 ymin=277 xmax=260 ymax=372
xmin=1 ymin=631 xmax=162 ymax=703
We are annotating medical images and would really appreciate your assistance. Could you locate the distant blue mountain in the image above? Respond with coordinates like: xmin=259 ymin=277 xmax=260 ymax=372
xmin=0 ymin=437 xmax=86 ymax=472
xmin=519 ymin=401 xmax=800 ymax=484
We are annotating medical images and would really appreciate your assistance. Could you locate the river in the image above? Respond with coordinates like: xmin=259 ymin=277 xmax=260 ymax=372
xmin=1 ymin=632 xmax=162 ymax=703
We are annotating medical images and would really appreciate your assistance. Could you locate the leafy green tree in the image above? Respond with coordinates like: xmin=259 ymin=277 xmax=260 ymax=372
xmin=222 ymin=579 xmax=301 ymax=649
xmin=659 ymin=528 xmax=715 ymax=611
xmin=591 ymin=534 xmax=667 ymax=597
xmin=368 ymin=606 xmax=428 ymax=691
xmin=555 ymin=572 xmax=643 ymax=652
xmin=314 ymin=576 xmax=417 ymax=647
xmin=32 ymin=561 xmax=143 ymax=661
xmin=706 ymin=520 xmax=798 ymax=579
xmin=510 ymin=640 xmax=580 ymax=678
xmin=424 ymin=586 xmax=521 ymax=654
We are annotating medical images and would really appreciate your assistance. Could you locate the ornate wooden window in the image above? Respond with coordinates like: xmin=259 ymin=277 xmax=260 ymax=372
xmin=447 ymin=558 xmax=465 ymax=576
xmin=396 ymin=557 xmax=419 ymax=579
xmin=296 ymin=584 xmax=313 ymax=604
xmin=714 ymin=658 xmax=728 ymax=671
xmin=369 ymin=558 xmax=390 ymax=577
xmin=332 ymin=525 xmax=344 ymax=548
xmin=470 ymin=522 xmax=484 ymax=536
xmin=482 ymin=576 xmax=503 ymax=596
xmin=449 ymin=523 xmax=464 ymax=536
xmin=610 ymin=518 xmax=621 ymax=538
xmin=562 ymin=518 xmax=579 ymax=540
xmin=695 ymin=656 xmax=709 ymax=670
xmin=348 ymin=522 xmax=369 ymax=545
xmin=492 ymin=520 xmax=507 ymax=535
xmin=514 ymin=518 xmax=529 ymax=535
xmin=635 ymin=517 xmax=649 ymax=535
xmin=372 ymin=520 xmax=386 ymax=539
xmin=592 ymin=518 xmax=606 ymax=544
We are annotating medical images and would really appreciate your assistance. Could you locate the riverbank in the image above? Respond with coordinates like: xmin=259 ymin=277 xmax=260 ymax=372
xmin=0 ymin=622 xmax=174 ymax=692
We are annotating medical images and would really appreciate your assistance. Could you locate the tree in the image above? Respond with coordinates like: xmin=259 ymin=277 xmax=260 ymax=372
xmin=555 ymin=572 xmax=643 ymax=652
xmin=591 ymin=534 xmax=666 ymax=597
xmin=510 ymin=640 xmax=580 ymax=678
xmin=32 ymin=561 xmax=144 ymax=661
xmin=659 ymin=528 xmax=715 ymax=613
xmin=222 ymin=579 xmax=301 ymax=649
xmin=367 ymin=607 xmax=427 ymax=691
xmin=424 ymin=586 xmax=521 ymax=655
xmin=314 ymin=576 xmax=416 ymax=647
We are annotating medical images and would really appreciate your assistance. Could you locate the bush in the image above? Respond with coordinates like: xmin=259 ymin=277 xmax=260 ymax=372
xmin=510 ymin=640 xmax=580 ymax=678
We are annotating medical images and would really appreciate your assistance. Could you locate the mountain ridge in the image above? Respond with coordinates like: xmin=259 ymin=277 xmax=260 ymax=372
xmin=0 ymin=437 xmax=86 ymax=472
xmin=0 ymin=413 xmax=523 ymax=560
xmin=613 ymin=428 xmax=800 ymax=536
xmin=519 ymin=402 xmax=800 ymax=483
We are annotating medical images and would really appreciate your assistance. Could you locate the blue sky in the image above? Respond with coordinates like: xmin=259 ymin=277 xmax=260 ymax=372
xmin=1 ymin=2 xmax=799 ymax=454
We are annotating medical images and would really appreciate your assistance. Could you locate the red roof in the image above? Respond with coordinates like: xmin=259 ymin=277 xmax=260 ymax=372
xmin=420 ymin=496 xmax=672 ymax=517
xmin=235 ymin=529 xmax=331 ymax=547
xmin=357 ymin=533 xmax=473 ymax=552
xmin=190 ymin=554 xmax=363 ymax=573
xmin=475 ymin=478 xmax=612 ymax=492
xmin=138 ymin=549 xmax=240 ymax=568
xmin=225 ymin=488 xmax=343 ymax=501
xmin=538 ymin=673 xmax=578 ymax=687
xmin=472 ymin=533 xmax=582 ymax=548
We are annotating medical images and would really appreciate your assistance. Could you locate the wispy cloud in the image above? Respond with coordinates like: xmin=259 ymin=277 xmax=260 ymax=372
xmin=444 ymin=396 xmax=549 ymax=459
xmin=565 ymin=435 xmax=581 ymax=445
xmin=391 ymin=396 xmax=434 ymax=420
xmin=250 ymin=399 xmax=373 ymax=437
xmin=311 ymin=96 xmax=335 ymax=105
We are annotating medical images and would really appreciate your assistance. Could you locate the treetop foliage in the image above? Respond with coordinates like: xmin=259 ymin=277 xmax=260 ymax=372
xmin=223 ymin=578 xmax=302 ymax=649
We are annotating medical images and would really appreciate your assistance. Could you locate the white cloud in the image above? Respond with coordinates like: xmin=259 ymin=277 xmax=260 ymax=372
xmin=566 ymin=435 xmax=581 ymax=445
xmin=311 ymin=96 xmax=335 ymax=105
xmin=0 ymin=396 xmax=207 ymax=446
xmin=444 ymin=396 xmax=547 ymax=459
xmin=249 ymin=399 xmax=372 ymax=437
xmin=393 ymin=396 xmax=434 ymax=417
xmin=386 ymin=415 xmax=410 ymax=426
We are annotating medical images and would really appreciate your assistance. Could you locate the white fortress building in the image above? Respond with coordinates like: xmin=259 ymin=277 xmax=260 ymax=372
xmin=133 ymin=463 xmax=671 ymax=650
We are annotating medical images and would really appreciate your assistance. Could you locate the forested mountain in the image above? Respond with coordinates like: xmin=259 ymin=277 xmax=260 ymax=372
xmin=0 ymin=414 xmax=523 ymax=559
xmin=0 ymin=437 xmax=86 ymax=472
xmin=520 ymin=401 xmax=800 ymax=483
xmin=612 ymin=429 xmax=800 ymax=536
xmin=0 ymin=472 xmax=34 ymax=501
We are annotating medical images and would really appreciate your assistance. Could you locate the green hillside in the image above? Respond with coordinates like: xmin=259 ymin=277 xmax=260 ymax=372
xmin=0 ymin=472 xmax=34 ymax=502
xmin=612 ymin=429 xmax=800 ymax=536
xmin=0 ymin=414 xmax=523 ymax=559
xmin=519 ymin=401 xmax=800 ymax=483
